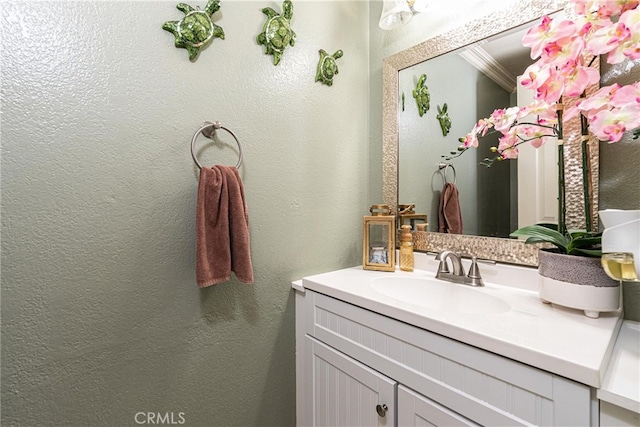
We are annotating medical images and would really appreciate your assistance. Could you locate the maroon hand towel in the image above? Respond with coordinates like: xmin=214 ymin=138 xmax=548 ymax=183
xmin=438 ymin=182 xmax=463 ymax=234
xmin=196 ymin=165 xmax=254 ymax=287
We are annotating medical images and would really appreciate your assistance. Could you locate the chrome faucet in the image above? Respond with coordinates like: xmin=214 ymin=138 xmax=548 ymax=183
xmin=435 ymin=251 xmax=484 ymax=287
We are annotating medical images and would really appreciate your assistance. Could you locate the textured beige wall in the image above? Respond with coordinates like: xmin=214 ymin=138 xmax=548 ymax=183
xmin=1 ymin=1 xmax=369 ymax=425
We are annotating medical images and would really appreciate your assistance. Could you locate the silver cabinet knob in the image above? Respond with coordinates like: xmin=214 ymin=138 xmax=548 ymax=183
xmin=376 ymin=404 xmax=388 ymax=417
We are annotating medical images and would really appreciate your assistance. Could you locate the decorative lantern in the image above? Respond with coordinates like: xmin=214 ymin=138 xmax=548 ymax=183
xmin=363 ymin=205 xmax=396 ymax=272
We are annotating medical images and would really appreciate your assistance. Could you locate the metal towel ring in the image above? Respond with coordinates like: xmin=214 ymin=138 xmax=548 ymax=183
xmin=438 ymin=162 xmax=456 ymax=185
xmin=191 ymin=121 xmax=243 ymax=170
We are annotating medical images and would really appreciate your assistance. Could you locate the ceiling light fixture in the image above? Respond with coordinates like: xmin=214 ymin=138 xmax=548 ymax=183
xmin=379 ymin=0 xmax=428 ymax=30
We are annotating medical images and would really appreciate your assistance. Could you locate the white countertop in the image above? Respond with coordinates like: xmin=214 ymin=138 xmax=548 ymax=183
xmin=598 ymin=320 xmax=640 ymax=413
xmin=297 ymin=253 xmax=622 ymax=388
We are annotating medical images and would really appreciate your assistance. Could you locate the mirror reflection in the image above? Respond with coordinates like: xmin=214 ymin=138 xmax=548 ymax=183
xmin=398 ymin=20 xmax=555 ymax=238
xmin=382 ymin=1 xmax=597 ymax=265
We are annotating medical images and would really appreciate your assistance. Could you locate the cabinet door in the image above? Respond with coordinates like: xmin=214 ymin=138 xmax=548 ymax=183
xmin=306 ymin=336 xmax=396 ymax=427
xmin=398 ymin=385 xmax=479 ymax=427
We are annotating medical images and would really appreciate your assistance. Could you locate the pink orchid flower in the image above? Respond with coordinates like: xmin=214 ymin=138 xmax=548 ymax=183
xmin=619 ymin=7 xmax=640 ymax=59
xmin=516 ymin=100 xmax=559 ymax=128
xmin=497 ymin=132 xmax=520 ymax=159
xmin=462 ymin=118 xmax=495 ymax=148
xmin=520 ymin=125 xmax=551 ymax=148
xmin=587 ymin=22 xmax=629 ymax=55
xmin=623 ymin=1 xmax=640 ymax=13
xmin=606 ymin=0 xmax=640 ymax=17
xmin=461 ymin=133 xmax=479 ymax=148
xmin=586 ymin=8 xmax=640 ymax=63
xmin=589 ymin=103 xmax=640 ymax=142
xmin=611 ymin=81 xmax=640 ymax=105
xmin=523 ymin=62 xmax=574 ymax=104
xmin=621 ymin=5 xmax=640 ymax=28
xmin=517 ymin=100 xmax=556 ymax=119
xmin=575 ymin=0 xmax=639 ymax=18
xmin=463 ymin=0 xmax=640 ymax=155
xmin=463 ymin=122 xmax=485 ymax=147
xmin=491 ymin=107 xmax=520 ymax=133
xmin=537 ymin=116 xmax=559 ymax=126
xmin=622 ymin=41 xmax=640 ymax=58
xmin=535 ymin=67 xmax=565 ymax=103
xmin=576 ymin=84 xmax=620 ymax=112
xmin=522 ymin=16 xmax=577 ymax=59
xmin=561 ymin=60 xmax=601 ymax=96
xmin=475 ymin=118 xmax=492 ymax=136
xmin=520 ymin=63 xmax=548 ymax=91
xmin=540 ymin=36 xmax=585 ymax=67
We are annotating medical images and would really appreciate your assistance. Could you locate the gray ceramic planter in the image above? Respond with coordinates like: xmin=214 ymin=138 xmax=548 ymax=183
xmin=538 ymin=249 xmax=621 ymax=318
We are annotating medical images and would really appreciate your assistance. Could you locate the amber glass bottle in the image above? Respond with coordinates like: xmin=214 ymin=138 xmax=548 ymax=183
xmin=399 ymin=225 xmax=414 ymax=272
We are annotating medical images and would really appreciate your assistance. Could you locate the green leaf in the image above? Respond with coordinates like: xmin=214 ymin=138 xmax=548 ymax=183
xmin=511 ymin=224 xmax=604 ymax=255
xmin=537 ymin=223 xmax=560 ymax=231
xmin=510 ymin=225 xmax=570 ymax=250
xmin=522 ymin=236 xmax=555 ymax=245
xmin=567 ymin=229 xmax=601 ymax=239
xmin=566 ymin=234 xmax=601 ymax=255
xmin=572 ymin=235 xmax=601 ymax=246
xmin=568 ymin=231 xmax=590 ymax=238
xmin=572 ymin=248 xmax=602 ymax=257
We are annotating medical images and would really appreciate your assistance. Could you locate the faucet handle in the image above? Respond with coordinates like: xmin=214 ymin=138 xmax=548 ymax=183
xmin=466 ymin=256 xmax=484 ymax=287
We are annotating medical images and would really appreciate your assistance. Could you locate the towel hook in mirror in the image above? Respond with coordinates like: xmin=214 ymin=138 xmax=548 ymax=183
xmin=438 ymin=162 xmax=456 ymax=185
xmin=191 ymin=121 xmax=243 ymax=170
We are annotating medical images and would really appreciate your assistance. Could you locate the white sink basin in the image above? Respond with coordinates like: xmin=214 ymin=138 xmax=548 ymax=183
xmin=370 ymin=276 xmax=511 ymax=315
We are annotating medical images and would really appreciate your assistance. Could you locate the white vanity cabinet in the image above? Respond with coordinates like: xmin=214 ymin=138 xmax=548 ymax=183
xmin=295 ymin=288 xmax=597 ymax=427
xmin=306 ymin=336 xmax=477 ymax=427
xmin=306 ymin=337 xmax=396 ymax=426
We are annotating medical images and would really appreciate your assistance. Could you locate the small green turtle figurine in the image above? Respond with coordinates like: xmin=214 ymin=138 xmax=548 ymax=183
xmin=315 ymin=49 xmax=343 ymax=86
xmin=437 ymin=103 xmax=452 ymax=136
xmin=412 ymin=74 xmax=431 ymax=117
xmin=162 ymin=0 xmax=225 ymax=61
xmin=257 ymin=0 xmax=296 ymax=66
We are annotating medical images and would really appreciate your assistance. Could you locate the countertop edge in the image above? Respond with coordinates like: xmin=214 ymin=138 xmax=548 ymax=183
xmin=306 ymin=281 xmax=613 ymax=388
xmin=294 ymin=268 xmax=622 ymax=389
xmin=291 ymin=280 xmax=305 ymax=293
xmin=597 ymin=320 xmax=640 ymax=414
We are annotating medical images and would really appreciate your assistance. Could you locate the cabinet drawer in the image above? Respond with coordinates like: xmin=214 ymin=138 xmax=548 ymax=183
xmin=398 ymin=385 xmax=479 ymax=427
xmin=305 ymin=290 xmax=592 ymax=426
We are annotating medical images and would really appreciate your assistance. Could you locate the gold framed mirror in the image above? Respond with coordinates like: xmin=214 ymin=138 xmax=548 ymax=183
xmin=382 ymin=0 xmax=599 ymax=266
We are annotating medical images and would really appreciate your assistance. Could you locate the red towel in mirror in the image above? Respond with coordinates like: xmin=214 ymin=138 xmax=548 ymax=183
xmin=196 ymin=165 xmax=254 ymax=287
xmin=438 ymin=183 xmax=463 ymax=234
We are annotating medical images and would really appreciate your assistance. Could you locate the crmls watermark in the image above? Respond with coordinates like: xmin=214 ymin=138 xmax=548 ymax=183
xmin=134 ymin=412 xmax=186 ymax=425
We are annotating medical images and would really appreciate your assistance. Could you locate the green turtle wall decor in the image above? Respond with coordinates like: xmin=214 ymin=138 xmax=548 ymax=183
xmin=412 ymin=74 xmax=430 ymax=117
xmin=162 ymin=0 xmax=225 ymax=61
xmin=436 ymin=103 xmax=452 ymax=136
xmin=257 ymin=0 xmax=296 ymax=66
xmin=315 ymin=49 xmax=343 ymax=86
